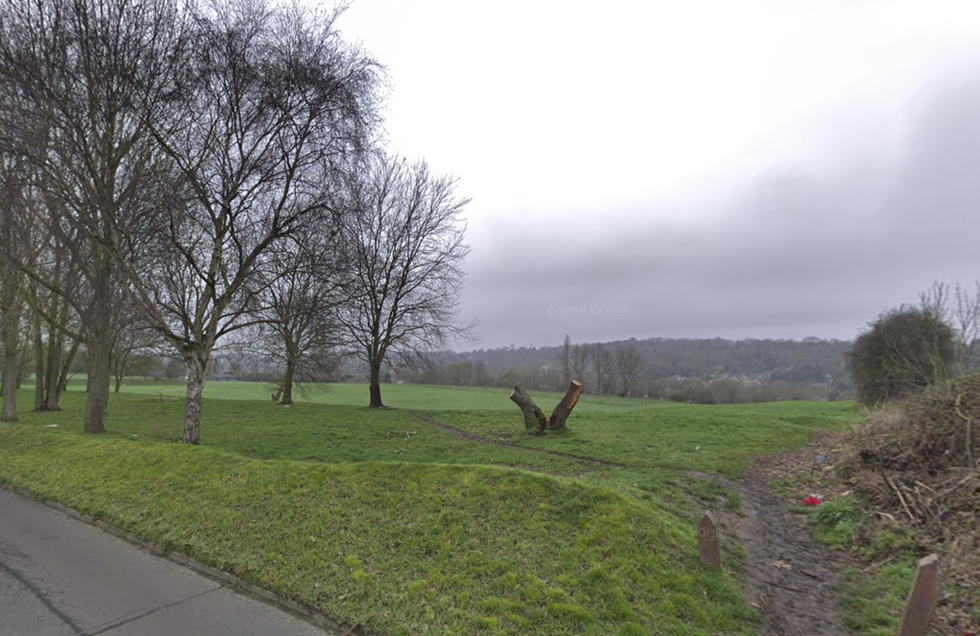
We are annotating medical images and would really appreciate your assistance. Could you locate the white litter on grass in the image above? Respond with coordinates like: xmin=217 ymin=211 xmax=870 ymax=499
xmin=43 ymin=424 xmax=59 ymax=429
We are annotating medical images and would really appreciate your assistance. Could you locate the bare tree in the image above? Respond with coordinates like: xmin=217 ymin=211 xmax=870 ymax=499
xmin=615 ymin=344 xmax=643 ymax=397
xmin=445 ymin=360 xmax=474 ymax=386
xmin=24 ymin=226 xmax=84 ymax=411
xmin=0 ymin=0 xmax=188 ymax=433
xmin=591 ymin=343 xmax=614 ymax=395
xmin=557 ymin=334 xmax=571 ymax=388
xmin=256 ymin=230 xmax=344 ymax=405
xmin=0 ymin=151 xmax=28 ymax=421
xmin=473 ymin=359 xmax=492 ymax=386
xmin=920 ymin=280 xmax=980 ymax=373
xmin=337 ymin=154 xmax=472 ymax=408
xmin=121 ymin=1 xmax=380 ymax=442
xmin=571 ymin=342 xmax=591 ymax=385
xmin=109 ymin=308 xmax=159 ymax=393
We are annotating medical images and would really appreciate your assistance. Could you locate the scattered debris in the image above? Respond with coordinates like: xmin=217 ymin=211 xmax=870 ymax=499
xmin=841 ymin=374 xmax=980 ymax=633
xmin=386 ymin=430 xmax=417 ymax=440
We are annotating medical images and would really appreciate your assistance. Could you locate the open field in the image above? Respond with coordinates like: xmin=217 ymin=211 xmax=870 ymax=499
xmin=117 ymin=378 xmax=652 ymax=411
xmin=0 ymin=382 xmax=861 ymax=635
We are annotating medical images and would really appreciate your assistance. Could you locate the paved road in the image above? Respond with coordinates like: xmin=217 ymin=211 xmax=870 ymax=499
xmin=0 ymin=488 xmax=331 ymax=636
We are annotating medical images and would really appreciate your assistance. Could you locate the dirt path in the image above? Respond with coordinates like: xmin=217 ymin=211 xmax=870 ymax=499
xmin=688 ymin=432 xmax=851 ymax=636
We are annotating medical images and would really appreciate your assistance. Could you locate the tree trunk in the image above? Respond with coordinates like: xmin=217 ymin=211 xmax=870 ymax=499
xmin=510 ymin=385 xmax=547 ymax=433
xmin=33 ymin=312 xmax=44 ymax=411
xmin=548 ymin=380 xmax=583 ymax=432
xmin=369 ymin=361 xmax=384 ymax=408
xmin=50 ymin=340 xmax=78 ymax=411
xmin=83 ymin=250 xmax=115 ymax=434
xmin=1 ymin=305 xmax=20 ymax=422
xmin=43 ymin=329 xmax=63 ymax=410
xmin=281 ymin=359 xmax=295 ymax=405
xmin=84 ymin=326 xmax=111 ymax=434
xmin=183 ymin=352 xmax=207 ymax=445
xmin=510 ymin=381 xmax=583 ymax=434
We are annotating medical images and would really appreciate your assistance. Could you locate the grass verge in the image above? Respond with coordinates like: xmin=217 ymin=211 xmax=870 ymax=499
xmin=0 ymin=422 xmax=758 ymax=636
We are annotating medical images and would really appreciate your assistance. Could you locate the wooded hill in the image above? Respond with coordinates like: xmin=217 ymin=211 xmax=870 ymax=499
xmin=399 ymin=337 xmax=853 ymax=402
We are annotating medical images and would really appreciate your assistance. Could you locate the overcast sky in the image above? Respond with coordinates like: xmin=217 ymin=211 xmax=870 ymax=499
xmin=335 ymin=0 xmax=980 ymax=349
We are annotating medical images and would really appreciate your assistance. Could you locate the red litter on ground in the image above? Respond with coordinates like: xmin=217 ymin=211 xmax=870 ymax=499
xmin=801 ymin=495 xmax=823 ymax=506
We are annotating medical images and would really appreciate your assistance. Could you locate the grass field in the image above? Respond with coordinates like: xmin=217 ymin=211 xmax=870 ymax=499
xmin=118 ymin=378 xmax=651 ymax=411
xmin=0 ymin=381 xmax=861 ymax=635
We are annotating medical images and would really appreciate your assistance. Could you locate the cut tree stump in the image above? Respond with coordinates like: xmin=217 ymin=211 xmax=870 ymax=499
xmin=510 ymin=380 xmax=583 ymax=435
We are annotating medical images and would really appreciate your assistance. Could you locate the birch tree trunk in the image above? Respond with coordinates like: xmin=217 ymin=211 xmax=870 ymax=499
xmin=183 ymin=351 xmax=208 ymax=445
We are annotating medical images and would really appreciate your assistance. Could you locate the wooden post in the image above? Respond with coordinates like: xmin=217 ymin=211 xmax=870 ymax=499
xmin=897 ymin=554 xmax=942 ymax=636
xmin=698 ymin=512 xmax=721 ymax=572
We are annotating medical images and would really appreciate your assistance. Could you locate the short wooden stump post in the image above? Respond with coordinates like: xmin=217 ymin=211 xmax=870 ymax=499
xmin=698 ymin=511 xmax=721 ymax=572
xmin=897 ymin=554 xmax=942 ymax=636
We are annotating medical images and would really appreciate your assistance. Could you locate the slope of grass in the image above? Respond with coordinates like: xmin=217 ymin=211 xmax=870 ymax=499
xmin=0 ymin=424 xmax=757 ymax=636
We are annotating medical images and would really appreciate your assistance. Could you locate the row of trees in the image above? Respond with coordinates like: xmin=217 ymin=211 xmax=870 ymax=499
xmin=406 ymin=357 xmax=838 ymax=403
xmin=417 ymin=336 xmax=645 ymax=397
xmin=555 ymin=335 xmax=644 ymax=396
xmin=450 ymin=337 xmax=851 ymax=385
xmin=0 ymin=0 xmax=470 ymax=442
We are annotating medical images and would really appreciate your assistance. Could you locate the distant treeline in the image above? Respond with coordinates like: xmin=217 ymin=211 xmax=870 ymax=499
xmin=397 ymin=336 xmax=853 ymax=403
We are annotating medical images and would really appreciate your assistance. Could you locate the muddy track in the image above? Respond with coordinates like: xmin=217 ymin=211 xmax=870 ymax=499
xmin=408 ymin=412 xmax=623 ymax=467
xmin=687 ymin=468 xmax=850 ymax=636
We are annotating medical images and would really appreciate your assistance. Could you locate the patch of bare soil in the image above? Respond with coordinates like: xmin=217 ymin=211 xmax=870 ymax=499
xmin=689 ymin=430 xmax=852 ymax=636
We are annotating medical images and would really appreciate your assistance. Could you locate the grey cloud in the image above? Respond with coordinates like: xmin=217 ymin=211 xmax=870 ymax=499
xmin=461 ymin=72 xmax=980 ymax=349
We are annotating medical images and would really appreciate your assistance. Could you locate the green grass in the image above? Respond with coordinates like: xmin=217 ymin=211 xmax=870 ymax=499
xmin=117 ymin=379 xmax=653 ymax=412
xmin=839 ymin=559 xmax=918 ymax=636
xmin=0 ymin=382 xmax=863 ymax=635
xmin=810 ymin=495 xmax=864 ymax=549
xmin=431 ymin=399 xmax=858 ymax=478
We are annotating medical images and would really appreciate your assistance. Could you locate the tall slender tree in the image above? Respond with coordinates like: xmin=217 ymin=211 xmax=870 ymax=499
xmin=558 ymin=334 xmax=572 ymax=387
xmin=614 ymin=343 xmax=643 ymax=397
xmin=0 ymin=151 xmax=27 ymax=421
xmin=256 ymin=228 xmax=345 ymax=405
xmin=338 ymin=155 xmax=472 ymax=408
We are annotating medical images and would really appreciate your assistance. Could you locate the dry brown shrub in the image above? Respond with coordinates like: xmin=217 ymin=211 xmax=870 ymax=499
xmin=841 ymin=375 xmax=980 ymax=630
xmin=847 ymin=374 xmax=980 ymax=473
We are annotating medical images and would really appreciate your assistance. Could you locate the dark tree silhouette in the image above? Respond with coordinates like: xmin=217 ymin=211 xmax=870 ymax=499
xmin=0 ymin=0 xmax=187 ymax=433
xmin=847 ymin=306 xmax=955 ymax=405
xmin=257 ymin=229 xmax=345 ymax=405
xmin=122 ymin=1 xmax=380 ymax=443
xmin=338 ymin=155 xmax=472 ymax=409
